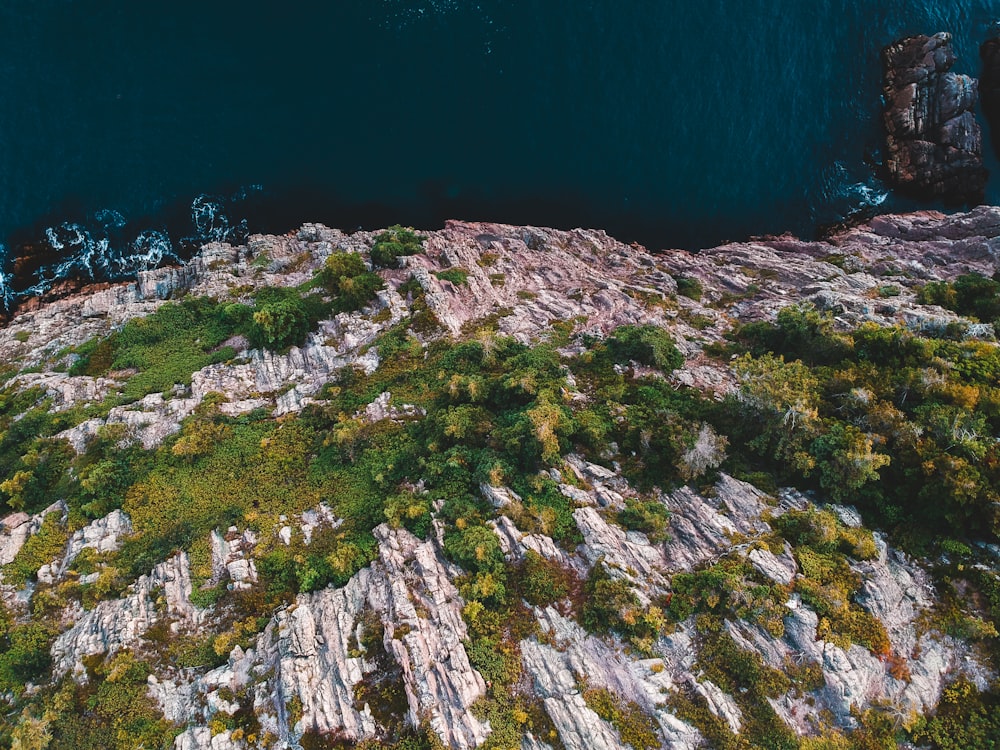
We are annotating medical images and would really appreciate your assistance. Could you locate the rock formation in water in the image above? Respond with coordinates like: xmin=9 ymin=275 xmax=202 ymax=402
xmin=1 ymin=211 xmax=1000 ymax=748
xmin=882 ymin=32 xmax=987 ymax=203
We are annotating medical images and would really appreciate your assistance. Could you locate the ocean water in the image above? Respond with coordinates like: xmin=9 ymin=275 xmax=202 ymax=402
xmin=1 ymin=1 xmax=999 ymax=305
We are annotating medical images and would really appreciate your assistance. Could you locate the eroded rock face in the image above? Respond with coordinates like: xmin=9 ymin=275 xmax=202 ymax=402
xmin=51 ymin=552 xmax=205 ymax=677
xmin=0 ymin=502 xmax=63 ymax=568
xmin=661 ymin=476 xmax=770 ymax=571
xmin=489 ymin=467 xmax=992 ymax=746
xmin=38 ymin=509 xmax=132 ymax=583
xmin=210 ymin=527 xmax=258 ymax=591
xmin=882 ymin=33 xmax=986 ymax=202
xmin=155 ymin=525 xmax=488 ymax=750
xmin=522 ymin=607 xmax=702 ymax=750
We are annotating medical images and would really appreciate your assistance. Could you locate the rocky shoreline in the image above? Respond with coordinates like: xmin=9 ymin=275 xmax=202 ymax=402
xmin=1 ymin=208 xmax=999 ymax=748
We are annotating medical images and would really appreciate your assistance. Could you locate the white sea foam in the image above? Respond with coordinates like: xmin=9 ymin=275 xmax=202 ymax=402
xmin=814 ymin=161 xmax=889 ymax=223
xmin=191 ymin=194 xmax=247 ymax=244
xmin=3 ymin=187 xmax=253 ymax=309
xmin=0 ymin=260 xmax=12 ymax=310
xmin=125 ymin=229 xmax=177 ymax=271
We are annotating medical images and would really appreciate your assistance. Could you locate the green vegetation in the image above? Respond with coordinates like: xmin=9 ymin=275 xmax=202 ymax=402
xmin=434 ymin=268 xmax=470 ymax=286
xmin=316 ymin=251 xmax=385 ymax=312
xmin=580 ymin=684 xmax=659 ymax=750
xmin=6 ymin=250 xmax=1000 ymax=750
xmin=723 ymin=304 xmax=1000 ymax=546
xmin=66 ymin=283 xmax=352 ymax=406
xmin=370 ymin=225 xmax=425 ymax=268
xmin=570 ymin=328 xmax=706 ymax=489
xmin=581 ymin=559 xmax=667 ymax=653
xmin=694 ymin=617 xmax=798 ymax=750
xmin=0 ymin=386 xmax=85 ymax=515
xmin=0 ymin=615 xmax=56 ymax=696
xmin=675 ymin=275 xmax=704 ymax=301
xmin=616 ymin=496 xmax=671 ymax=541
xmin=15 ymin=652 xmax=179 ymax=750
xmin=917 ymin=272 xmax=1000 ymax=324
xmin=606 ymin=324 xmax=685 ymax=371
xmin=667 ymin=555 xmax=787 ymax=638
xmin=69 ymin=296 xmax=243 ymax=400
xmin=910 ymin=678 xmax=1000 ymax=749
xmin=517 ymin=550 xmax=574 ymax=607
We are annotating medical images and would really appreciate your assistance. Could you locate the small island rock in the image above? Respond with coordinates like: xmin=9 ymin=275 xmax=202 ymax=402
xmin=882 ymin=32 xmax=986 ymax=203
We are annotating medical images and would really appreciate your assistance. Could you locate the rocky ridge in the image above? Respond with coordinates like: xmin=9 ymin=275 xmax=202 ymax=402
xmin=1 ymin=209 xmax=1000 ymax=748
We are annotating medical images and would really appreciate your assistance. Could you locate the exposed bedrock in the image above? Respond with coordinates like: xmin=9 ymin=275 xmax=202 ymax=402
xmin=882 ymin=32 xmax=986 ymax=203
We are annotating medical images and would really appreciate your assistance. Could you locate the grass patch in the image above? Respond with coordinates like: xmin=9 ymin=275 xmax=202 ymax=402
xmin=434 ymin=268 xmax=470 ymax=286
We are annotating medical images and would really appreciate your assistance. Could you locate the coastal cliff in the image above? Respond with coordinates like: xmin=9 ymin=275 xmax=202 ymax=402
xmin=0 ymin=211 xmax=999 ymax=749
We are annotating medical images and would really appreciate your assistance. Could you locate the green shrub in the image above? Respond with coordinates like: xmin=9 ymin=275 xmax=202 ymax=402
xmin=581 ymin=560 xmax=666 ymax=651
xmin=322 ymin=251 xmax=367 ymax=281
xmin=0 ymin=437 xmax=74 ymax=514
xmin=384 ymin=490 xmax=432 ymax=538
xmin=517 ymin=550 xmax=571 ymax=607
xmin=607 ymin=325 xmax=684 ymax=371
xmin=443 ymin=524 xmax=506 ymax=576
xmin=918 ymin=273 xmax=1000 ymax=323
xmin=318 ymin=251 xmax=385 ymax=312
xmin=675 ymin=276 xmax=703 ymax=300
xmin=248 ymin=295 xmax=311 ymax=350
xmin=581 ymin=685 xmax=660 ymax=750
xmin=617 ymin=497 xmax=671 ymax=541
xmin=0 ymin=622 xmax=55 ymax=693
xmin=434 ymin=268 xmax=470 ymax=286
xmin=370 ymin=225 xmax=424 ymax=268
xmin=910 ymin=679 xmax=1000 ymax=749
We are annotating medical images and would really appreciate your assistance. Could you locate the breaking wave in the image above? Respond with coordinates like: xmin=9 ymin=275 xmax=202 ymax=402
xmin=811 ymin=161 xmax=890 ymax=227
xmin=1 ymin=190 xmax=256 ymax=312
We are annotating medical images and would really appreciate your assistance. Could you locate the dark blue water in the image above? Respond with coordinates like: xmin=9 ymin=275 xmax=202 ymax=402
xmin=2 ymin=1 xmax=999 ymax=305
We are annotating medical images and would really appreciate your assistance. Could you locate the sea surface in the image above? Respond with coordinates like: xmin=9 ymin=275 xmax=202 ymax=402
xmin=2 ymin=1 xmax=999 ymax=305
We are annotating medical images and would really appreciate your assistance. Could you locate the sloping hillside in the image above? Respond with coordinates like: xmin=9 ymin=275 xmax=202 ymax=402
xmin=1 ymin=211 xmax=999 ymax=749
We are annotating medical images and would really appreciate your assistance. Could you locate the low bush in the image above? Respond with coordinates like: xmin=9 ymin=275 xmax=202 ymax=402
xmin=675 ymin=275 xmax=703 ymax=300
xmin=607 ymin=324 xmax=684 ymax=371
xmin=434 ymin=268 xmax=469 ymax=286
xmin=370 ymin=225 xmax=424 ymax=268
xmin=317 ymin=251 xmax=385 ymax=312
xmin=581 ymin=684 xmax=660 ymax=750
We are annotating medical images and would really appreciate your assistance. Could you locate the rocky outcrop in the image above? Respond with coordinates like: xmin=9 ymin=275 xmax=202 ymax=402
xmin=4 ymin=210 xmax=1000 ymax=748
xmin=406 ymin=222 xmax=678 ymax=342
xmin=662 ymin=475 xmax=771 ymax=571
xmin=0 ymin=502 xmax=63 ymax=567
xmin=38 ymin=509 xmax=131 ymax=583
xmin=521 ymin=607 xmax=702 ymax=750
xmin=882 ymin=33 xmax=986 ymax=202
xmin=60 ymin=391 xmax=202 ymax=452
xmin=573 ymin=507 xmax=669 ymax=598
xmin=209 ymin=527 xmax=258 ymax=590
xmin=156 ymin=525 xmax=488 ymax=749
xmin=51 ymin=552 xmax=205 ymax=676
